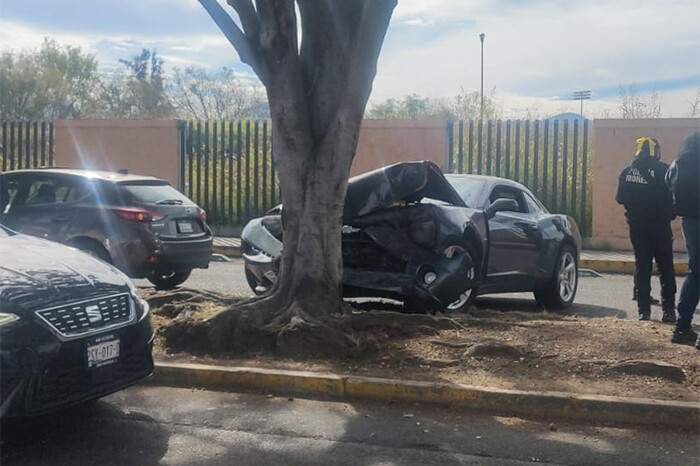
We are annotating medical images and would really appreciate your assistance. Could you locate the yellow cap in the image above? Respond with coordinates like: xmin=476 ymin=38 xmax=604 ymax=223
xmin=636 ymin=137 xmax=656 ymax=157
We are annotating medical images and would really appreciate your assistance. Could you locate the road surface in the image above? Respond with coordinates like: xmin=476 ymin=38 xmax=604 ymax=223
xmin=2 ymin=386 xmax=696 ymax=466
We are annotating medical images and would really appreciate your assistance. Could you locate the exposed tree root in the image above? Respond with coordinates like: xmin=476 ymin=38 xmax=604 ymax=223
xmin=151 ymin=289 xmax=465 ymax=359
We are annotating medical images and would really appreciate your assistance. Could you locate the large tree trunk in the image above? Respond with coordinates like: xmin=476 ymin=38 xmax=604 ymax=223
xmin=172 ymin=0 xmax=398 ymax=355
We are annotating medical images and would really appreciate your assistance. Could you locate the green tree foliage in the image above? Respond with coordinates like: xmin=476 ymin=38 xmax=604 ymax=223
xmin=367 ymin=87 xmax=500 ymax=120
xmin=0 ymin=51 xmax=40 ymax=120
xmin=103 ymin=49 xmax=174 ymax=118
xmin=169 ymin=66 xmax=268 ymax=120
xmin=452 ymin=86 xmax=500 ymax=120
xmin=0 ymin=39 xmax=101 ymax=119
xmin=367 ymin=93 xmax=452 ymax=119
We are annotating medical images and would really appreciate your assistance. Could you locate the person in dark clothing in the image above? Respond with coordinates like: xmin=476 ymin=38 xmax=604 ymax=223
xmin=616 ymin=137 xmax=676 ymax=322
xmin=666 ymin=131 xmax=700 ymax=347
xmin=632 ymin=138 xmax=664 ymax=306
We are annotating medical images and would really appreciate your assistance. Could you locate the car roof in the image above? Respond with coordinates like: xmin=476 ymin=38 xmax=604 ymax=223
xmin=3 ymin=168 xmax=164 ymax=184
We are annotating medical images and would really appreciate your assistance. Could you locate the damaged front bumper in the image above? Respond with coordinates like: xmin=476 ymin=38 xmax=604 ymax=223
xmin=343 ymin=247 xmax=476 ymax=308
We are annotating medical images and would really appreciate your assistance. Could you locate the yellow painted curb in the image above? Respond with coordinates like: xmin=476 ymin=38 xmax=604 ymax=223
xmin=150 ymin=362 xmax=344 ymax=397
xmin=580 ymin=259 xmax=687 ymax=275
xmin=146 ymin=363 xmax=700 ymax=429
xmin=212 ymin=245 xmax=241 ymax=257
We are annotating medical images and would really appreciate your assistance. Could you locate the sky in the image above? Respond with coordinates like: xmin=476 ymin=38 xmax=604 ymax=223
xmin=1 ymin=0 xmax=699 ymax=118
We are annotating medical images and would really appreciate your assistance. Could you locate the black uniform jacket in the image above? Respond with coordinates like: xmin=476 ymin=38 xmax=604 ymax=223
xmin=616 ymin=155 xmax=673 ymax=222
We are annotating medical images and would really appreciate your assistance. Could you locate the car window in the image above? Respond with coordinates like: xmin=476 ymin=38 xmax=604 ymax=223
xmin=1 ymin=178 xmax=19 ymax=214
xmin=25 ymin=177 xmax=81 ymax=206
xmin=523 ymin=192 xmax=544 ymax=214
xmin=489 ymin=185 xmax=527 ymax=213
xmin=445 ymin=177 xmax=486 ymax=207
xmin=117 ymin=182 xmax=194 ymax=206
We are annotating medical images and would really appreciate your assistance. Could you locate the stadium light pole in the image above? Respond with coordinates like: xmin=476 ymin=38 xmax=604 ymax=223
xmin=479 ymin=32 xmax=485 ymax=121
xmin=573 ymin=90 xmax=592 ymax=118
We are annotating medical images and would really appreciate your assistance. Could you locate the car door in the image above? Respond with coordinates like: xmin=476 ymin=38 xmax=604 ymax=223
xmin=485 ymin=184 xmax=542 ymax=291
xmin=2 ymin=174 xmax=81 ymax=242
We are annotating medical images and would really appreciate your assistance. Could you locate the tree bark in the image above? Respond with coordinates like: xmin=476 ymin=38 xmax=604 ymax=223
xmin=188 ymin=0 xmax=397 ymax=354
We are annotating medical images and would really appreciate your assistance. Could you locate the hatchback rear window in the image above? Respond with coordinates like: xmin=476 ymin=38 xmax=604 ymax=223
xmin=117 ymin=182 xmax=193 ymax=206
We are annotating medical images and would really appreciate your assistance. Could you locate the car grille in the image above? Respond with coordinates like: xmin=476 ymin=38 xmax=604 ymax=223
xmin=36 ymin=293 xmax=134 ymax=339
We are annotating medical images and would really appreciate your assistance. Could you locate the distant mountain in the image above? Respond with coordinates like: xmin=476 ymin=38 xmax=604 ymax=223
xmin=546 ymin=112 xmax=590 ymax=122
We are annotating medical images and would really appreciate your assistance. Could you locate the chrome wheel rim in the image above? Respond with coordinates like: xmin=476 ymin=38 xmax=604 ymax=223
xmin=447 ymin=262 xmax=475 ymax=311
xmin=558 ymin=251 xmax=577 ymax=302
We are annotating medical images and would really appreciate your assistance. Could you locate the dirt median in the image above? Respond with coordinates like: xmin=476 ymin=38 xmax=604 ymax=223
xmin=144 ymin=289 xmax=699 ymax=403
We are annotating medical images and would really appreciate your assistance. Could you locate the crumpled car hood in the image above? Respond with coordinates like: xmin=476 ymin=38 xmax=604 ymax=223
xmin=343 ymin=161 xmax=466 ymax=220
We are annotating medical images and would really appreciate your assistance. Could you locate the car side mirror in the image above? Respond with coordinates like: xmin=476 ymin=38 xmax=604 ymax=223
xmin=485 ymin=198 xmax=519 ymax=219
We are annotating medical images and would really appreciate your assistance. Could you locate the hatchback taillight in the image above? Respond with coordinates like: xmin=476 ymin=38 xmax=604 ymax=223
xmin=113 ymin=208 xmax=165 ymax=223
xmin=198 ymin=207 xmax=207 ymax=224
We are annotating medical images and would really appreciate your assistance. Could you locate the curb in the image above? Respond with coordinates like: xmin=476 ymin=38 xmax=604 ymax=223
xmin=146 ymin=362 xmax=700 ymax=430
xmin=579 ymin=259 xmax=687 ymax=275
xmin=212 ymin=245 xmax=241 ymax=257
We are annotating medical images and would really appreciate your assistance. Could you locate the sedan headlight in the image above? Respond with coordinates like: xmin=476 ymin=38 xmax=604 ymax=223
xmin=0 ymin=312 xmax=19 ymax=327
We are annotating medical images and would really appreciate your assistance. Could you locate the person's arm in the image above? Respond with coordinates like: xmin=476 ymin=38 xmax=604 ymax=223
xmin=616 ymin=169 xmax=629 ymax=206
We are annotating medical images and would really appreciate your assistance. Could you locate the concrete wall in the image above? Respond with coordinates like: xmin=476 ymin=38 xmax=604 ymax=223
xmin=53 ymin=120 xmax=180 ymax=187
xmin=351 ymin=120 xmax=447 ymax=176
xmin=590 ymin=118 xmax=700 ymax=251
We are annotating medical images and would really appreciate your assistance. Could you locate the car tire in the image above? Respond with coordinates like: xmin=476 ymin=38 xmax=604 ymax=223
xmin=147 ymin=270 xmax=192 ymax=290
xmin=534 ymin=245 xmax=578 ymax=310
xmin=244 ymin=266 xmax=274 ymax=295
xmin=442 ymin=245 xmax=478 ymax=314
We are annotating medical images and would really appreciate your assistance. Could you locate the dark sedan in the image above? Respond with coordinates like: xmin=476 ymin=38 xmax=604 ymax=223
xmin=0 ymin=224 xmax=154 ymax=417
xmin=242 ymin=161 xmax=581 ymax=313
xmin=0 ymin=168 xmax=212 ymax=289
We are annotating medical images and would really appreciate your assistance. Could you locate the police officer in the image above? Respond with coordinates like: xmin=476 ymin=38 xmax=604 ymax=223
xmin=666 ymin=131 xmax=700 ymax=347
xmin=616 ymin=137 xmax=676 ymax=322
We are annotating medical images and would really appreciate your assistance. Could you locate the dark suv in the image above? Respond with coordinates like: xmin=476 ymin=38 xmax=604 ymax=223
xmin=0 ymin=169 xmax=212 ymax=289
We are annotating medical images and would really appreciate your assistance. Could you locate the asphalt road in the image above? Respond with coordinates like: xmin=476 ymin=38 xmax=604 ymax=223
xmin=2 ymin=386 xmax=697 ymax=466
xmin=136 ymin=259 xmax=695 ymax=323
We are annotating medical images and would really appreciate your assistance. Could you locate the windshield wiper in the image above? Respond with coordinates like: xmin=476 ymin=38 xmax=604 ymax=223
xmin=155 ymin=199 xmax=184 ymax=205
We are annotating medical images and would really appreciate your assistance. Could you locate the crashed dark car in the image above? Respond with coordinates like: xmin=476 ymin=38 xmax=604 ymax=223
xmin=242 ymin=161 xmax=582 ymax=313
xmin=0 ymin=224 xmax=154 ymax=417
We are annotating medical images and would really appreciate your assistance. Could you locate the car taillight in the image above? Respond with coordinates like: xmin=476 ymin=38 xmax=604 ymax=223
xmin=113 ymin=208 xmax=165 ymax=223
xmin=198 ymin=208 xmax=207 ymax=224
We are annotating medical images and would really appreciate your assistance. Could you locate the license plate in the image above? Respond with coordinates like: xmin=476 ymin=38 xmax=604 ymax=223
xmin=178 ymin=221 xmax=194 ymax=233
xmin=86 ymin=335 xmax=120 ymax=369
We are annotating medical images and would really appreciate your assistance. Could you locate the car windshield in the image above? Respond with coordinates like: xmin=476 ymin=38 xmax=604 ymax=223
xmin=445 ymin=177 xmax=486 ymax=207
xmin=117 ymin=182 xmax=193 ymax=206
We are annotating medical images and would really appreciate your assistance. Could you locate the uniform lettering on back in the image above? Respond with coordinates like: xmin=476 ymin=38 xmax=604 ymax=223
xmin=625 ymin=167 xmax=654 ymax=184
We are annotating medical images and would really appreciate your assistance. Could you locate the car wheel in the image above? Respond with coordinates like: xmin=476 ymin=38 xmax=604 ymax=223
xmin=442 ymin=245 xmax=478 ymax=314
xmin=147 ymin=270 xmax=192 ymax=290
xmin=244 ymin=266 xmax=274 ymax=295
xmin=534 ymin=245 xmax=578 ymax=309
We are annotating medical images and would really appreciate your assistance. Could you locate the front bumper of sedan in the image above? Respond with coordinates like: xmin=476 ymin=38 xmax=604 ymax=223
xmin=0 ymin=305 xmax=154 ymax=418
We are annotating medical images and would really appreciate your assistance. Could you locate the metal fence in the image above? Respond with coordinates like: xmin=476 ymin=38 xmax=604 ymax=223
xmin=0 ymin=121 xmax=54 ymax=171
xmin=178 ymin=120 xmax=280 ymax=226
xmin=446 ymin=119 xmax=592 ymax=236
xmin=1 ymin=118 xmax=593 ymax=236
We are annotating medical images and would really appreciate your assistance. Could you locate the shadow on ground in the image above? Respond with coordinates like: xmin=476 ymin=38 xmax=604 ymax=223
xmin=1 ymin=401 xmax=170 ymax=466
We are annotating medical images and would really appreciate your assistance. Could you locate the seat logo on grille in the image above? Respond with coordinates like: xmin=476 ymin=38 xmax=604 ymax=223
xmin=86 ymin=305 xmax=103 ymax=323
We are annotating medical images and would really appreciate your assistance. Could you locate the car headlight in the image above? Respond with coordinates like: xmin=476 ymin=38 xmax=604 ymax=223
xmin=0 ymin=312 xmax=19 ymax=327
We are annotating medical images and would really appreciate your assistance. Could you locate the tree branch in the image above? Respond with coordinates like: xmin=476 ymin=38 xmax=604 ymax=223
xmin=228 ymin=0 xmax=260 ymax=37
xmin=198 ymin=0 xmax=268 ymax=85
